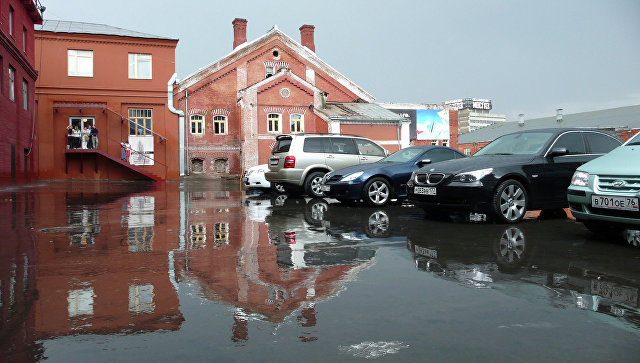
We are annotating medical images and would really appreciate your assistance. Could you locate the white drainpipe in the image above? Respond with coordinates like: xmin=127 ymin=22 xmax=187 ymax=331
xmin=168 ymin=73 xmax=185 ymax=176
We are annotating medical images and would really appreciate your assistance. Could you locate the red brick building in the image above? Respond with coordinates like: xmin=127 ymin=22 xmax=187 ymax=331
xmin=0 ymin=0 xmax=43 ymax=184
xmin=175 ymin=18 xmax=409 ymax=177
xmin=35 ymin=21 xmax=180 ymax=181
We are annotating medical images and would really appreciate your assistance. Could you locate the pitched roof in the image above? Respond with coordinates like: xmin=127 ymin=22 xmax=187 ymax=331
xmin=177 ymin=25 xmax=374 ymax=102
xmin=459 ymin=105 xmax=640 ymax=144
xmin=315 ymin=102 xmax=410 ymax=124
xmin=35 ymin=20 xmax=176 ymax=40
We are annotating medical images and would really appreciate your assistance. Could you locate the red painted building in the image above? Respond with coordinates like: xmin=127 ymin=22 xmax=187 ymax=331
xmin=35 ymin=20 xmax=180 ymax=181
xmin=175 ymin=18 xmax=409 ymax=177
xmin=0 ymin=0 xmax=43 ymax=184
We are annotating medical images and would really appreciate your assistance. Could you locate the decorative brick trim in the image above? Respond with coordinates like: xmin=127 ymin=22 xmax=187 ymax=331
xmin=258 ymin=77 xmax=313 ymax=97
xmin=265 ymin=60 xmax=290 ymax=70
xmin=35 ymin=34 xmax=175 ymax=48
xmin=288 ymin=107 xmax=307 ymax=115
xmin=211 ymin=109 xmax=231 ymax=116
xmin=182 ymin=68 xmax=237 ymax=100
xmin=188 ymin=108 xmax=208 ymax=116
xmin=188 ymin=146 xmax=241 ymax=151
xmin=264 ymin=106 xmax=285 ymax=114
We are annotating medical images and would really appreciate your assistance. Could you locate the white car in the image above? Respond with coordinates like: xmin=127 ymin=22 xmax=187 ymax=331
xmin=243 ymin=164 xmax=285 ymax=193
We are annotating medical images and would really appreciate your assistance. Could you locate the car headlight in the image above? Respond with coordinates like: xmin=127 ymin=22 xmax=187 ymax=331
xmin=341 ymin=171 xmax=364 ymax=182
xmin=571 ymin=171 xmax=589 ymax=187
xmin=452 ymin=168 xmax=493 ymax=183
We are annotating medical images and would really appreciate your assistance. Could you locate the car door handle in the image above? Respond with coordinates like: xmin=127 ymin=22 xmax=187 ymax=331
xmin=360 ymin=157 xmax=368 ymax=160
xmin=327 ymin=155 xmax=335 ymax=159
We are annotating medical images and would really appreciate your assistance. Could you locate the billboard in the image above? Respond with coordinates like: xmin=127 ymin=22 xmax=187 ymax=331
xmin=386 ymin=108 xmax=450 ymax=141
xmin=416 ymin=110 xmax=450 ymax=140
xmin=128 ymin=135 xmax=155 ymax=166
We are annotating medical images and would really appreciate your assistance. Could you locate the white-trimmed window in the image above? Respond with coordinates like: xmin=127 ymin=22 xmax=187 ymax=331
xmin=290 ymin=114 xmax=303 ymax=133
xmin=190 ymin=115 xmax=204 ymax=134
xmin=68 ymin=50 xmax=93 ymax=77
xmin=442 ymin=140 xmax=448 ymax=147
xmin=22 ymin=79 xmax=27 ymax=110
xmin=464 ymin=148 xmax=471 ymax=155
xmin=9 ymin=7 xmax=14 ymax=37
xmin=8 ymin=65 xmax=15 ymax=101
xmin=214 ymin=223 xmax=229 ymax=244
xmin=431 ymin=140 xmax=438 ymax=146
xmin=268 ymin=113 xmax=281 ymax=133
xmin=22 ymin=27 xmax=26 ymax=52
xmin=128 ymin=53 xmax=152 ymax=79
xmin=213 ymin=115 xmax=227 ymax=135
xmin=128 ymin=109 xmax=152 ymax=136
xmin=265 ymin=65 xmax=274 ymax=78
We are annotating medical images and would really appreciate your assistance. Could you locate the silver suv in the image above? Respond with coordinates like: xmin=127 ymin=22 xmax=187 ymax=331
xmin=265 ymin=133 xmax=388 ymax=197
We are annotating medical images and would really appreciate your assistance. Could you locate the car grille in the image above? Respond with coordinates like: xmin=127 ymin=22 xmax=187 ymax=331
xmin=590 ymin=207 xmax=640 ymax=219
xmin=596 ymin=175 xmax=640 ymax=193
xmin=415 ymin=172 xmax=446 ymax=185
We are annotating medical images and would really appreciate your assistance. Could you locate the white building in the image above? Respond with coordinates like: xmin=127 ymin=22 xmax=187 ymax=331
xmin=444 ymin=98 xmax=506 ymax=133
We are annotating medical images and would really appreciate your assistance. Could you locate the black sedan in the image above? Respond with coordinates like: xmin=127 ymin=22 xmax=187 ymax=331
xmin=407 ymin=128 xmax=622 ymax=223
xmin=321 ymin=146 xmax=466 ymax=206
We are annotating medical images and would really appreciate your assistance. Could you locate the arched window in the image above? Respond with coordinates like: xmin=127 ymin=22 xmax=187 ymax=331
xmin=190 ymin=114 xmax=204 ymax=134
xmin=213 ymin=115 xmax=227 ymax=135
xmin=268 ymin=114 xmax=281 ymax=133
xmin=290 ymin=114 xmax=303 ymax=133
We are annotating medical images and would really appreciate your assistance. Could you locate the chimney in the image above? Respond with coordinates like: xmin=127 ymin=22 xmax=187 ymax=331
xmin=556 ymin=108 xmax=563 ymax=123
xmin=518 ymin=113 xmax=525 ymax=126
xmin=232 ymin=18 xmax=248 ymax=49
xmin=299 ymin=24 xmax=315 ymax=52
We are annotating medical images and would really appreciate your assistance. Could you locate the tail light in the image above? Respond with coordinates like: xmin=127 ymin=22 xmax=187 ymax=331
xmin=284 ymin=156 xmax=296 ymax=168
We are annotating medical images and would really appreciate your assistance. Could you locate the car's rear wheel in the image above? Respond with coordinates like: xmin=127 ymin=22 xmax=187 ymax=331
xmin=492 ymin=180 xmax=527 ymax=224
xmin=305 ymin=171 xmax=326 ymax=198
xmin=363 ymin=177 xmax=391 ymax=206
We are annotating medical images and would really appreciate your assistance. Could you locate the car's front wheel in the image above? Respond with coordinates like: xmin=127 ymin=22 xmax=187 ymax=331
xmin=492 ymin=179 xmax=527 ymax=223
xmin=304 ymin=171 xmax=326 ymax=198
xmin=363 ymin=177 xmax=391 ymax=206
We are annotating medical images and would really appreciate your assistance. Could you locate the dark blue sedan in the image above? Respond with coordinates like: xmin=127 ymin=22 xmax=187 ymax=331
xmin=320 ymin=146 xmax=466 ymax=206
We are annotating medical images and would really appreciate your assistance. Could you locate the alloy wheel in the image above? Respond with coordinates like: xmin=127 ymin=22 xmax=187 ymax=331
xmin=367 ymin=180 xmax=390 ymax=205
xmin=499 ymin=184 xmax=526 ymax=221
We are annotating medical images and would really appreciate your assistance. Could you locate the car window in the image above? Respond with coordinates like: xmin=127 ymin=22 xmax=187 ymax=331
xmin=355 ymin=139 xmax=386 ymax=156
xmin=625 ymin=132 xmax=640 ymax=146
xmin=384 ymin=147 xmax=424 ymax=162
xmin=329 ymin=138 xmax=357 ymax=154
xmin=422 ymin=148 xmax=458 ymax=163
xmin=584 ymin=132 xmax=621 ymax=153
xmin=552 ymin=132 xmax=586 ymax=155
xmin=272 ymin=137 xmax=291 ymax=153
xmin=303 ymin=137 xmax=330 ymax=153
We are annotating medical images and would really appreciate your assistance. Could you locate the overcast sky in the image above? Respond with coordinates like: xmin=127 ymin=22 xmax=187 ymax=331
xmin=40 ymin=0 xmax=640 ymax=120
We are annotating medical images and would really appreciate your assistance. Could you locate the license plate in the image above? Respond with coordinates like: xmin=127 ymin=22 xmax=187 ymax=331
xmin=320 ymin=185 xmax=330 ymax=192
xmin=269 ymin=159 xmax=279 ymax=166
xmin=414 ymin=245 xmax=437 ymax=259
xmin=414 ymin=186 xmax=436 ymax=195
xmin=591 ymin=195 xmax=639 ymax=211
xmin=591 ymin=280 xmax=638 ymax=306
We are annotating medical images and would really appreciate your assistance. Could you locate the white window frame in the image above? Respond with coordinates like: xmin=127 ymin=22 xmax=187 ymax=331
xmin=190 ymin=114 xmax=204 ymax=135
xmin=68 ymin=50 xmax=94 ymax=77
xmin=268 ymin=113 xmax=282 ymax=133
xmin=213 ymin=115 xmax=228 ymax=135
xmin=442 ymin=139 xmax=448 ymax=147
xmin=265 ymin=65 xmax=274 ymax=78
xmin=290 ymin=113 xmax=303 ymax=133
xmin=22 ymin=79 xmax=27 ymax=110
xmin=128 ymin=53 xmax=152 ymax=79
xmin=9 ymin=7 xmax=14 ymax=37
xmin=9 ymin=66 xmax=15 ymax=101
xmin=214 ymin=222 xmax=229 ymax=244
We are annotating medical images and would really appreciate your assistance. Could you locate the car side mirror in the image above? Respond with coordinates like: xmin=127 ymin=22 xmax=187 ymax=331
xmin=416 ymin=159 xmax=432 ymax=167
xmin=548 ymin=147 xmax=568 ymax=157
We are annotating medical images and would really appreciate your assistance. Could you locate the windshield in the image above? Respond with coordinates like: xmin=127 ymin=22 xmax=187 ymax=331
xmin=475 ymin=132 xmax=554 ymax=156
xmin=625 ymin=132 xmax=640 ymax=146
xmin=382 ymin=147 xmax=425 ymax=162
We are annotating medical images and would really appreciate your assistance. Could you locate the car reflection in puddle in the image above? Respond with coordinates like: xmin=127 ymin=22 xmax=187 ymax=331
xmin=407 ymin=218 xmax=640 ymax=330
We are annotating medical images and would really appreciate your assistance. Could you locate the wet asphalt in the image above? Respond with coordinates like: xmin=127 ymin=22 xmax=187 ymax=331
xmin=1 ymin=179 xmax=639 ymax=362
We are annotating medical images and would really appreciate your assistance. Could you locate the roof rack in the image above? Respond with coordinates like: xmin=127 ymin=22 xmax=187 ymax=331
xmin=275 ymin=132 xmax=364 ymax=138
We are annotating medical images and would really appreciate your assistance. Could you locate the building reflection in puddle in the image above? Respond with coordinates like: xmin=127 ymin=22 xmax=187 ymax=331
xmin=176 ymin=193 xmax=382 ymax=343
xmin=407 ymin=220 xmax=640 ymax=330
xmin=21 ymin=182 xmax=183 ymax=359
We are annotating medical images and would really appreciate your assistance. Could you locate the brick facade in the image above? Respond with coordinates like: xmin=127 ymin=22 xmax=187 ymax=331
xmin=0 ymin=0 xmax=42 ymax=184
xmin=176 ymin=19 xmax=378 ymax=177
